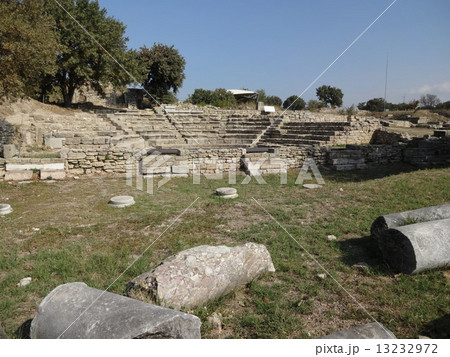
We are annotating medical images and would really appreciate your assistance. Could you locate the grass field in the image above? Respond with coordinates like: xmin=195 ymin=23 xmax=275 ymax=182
xmin=0 ymin=164 xmax=449 ymax=339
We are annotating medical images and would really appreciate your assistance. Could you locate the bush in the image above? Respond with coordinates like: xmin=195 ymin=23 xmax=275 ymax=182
xmin=307 ymin=99 xmax=325 ymax=111
xmin=283 ymin=95 xmax=305 ymax=111
xmin=265 ymin=95 xmax=282 ymax=107
xmin=188 ymin=88 xmax=236 ymax=108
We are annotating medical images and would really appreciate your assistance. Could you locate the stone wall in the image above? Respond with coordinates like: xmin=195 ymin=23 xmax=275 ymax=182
xmin=60 ymin=146 xmax=327 ymax=177
xmin=0 ymin=119 xmax=16 ymax=157
xmin=403 ymin=138 xmax=450 ymax=167
xmin=327 ymin=138 xmax=450 ymax=170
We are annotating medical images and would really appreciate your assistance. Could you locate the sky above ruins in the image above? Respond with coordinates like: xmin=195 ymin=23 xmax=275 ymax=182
xmin=96 ymin=0 xmax=450 ymax=107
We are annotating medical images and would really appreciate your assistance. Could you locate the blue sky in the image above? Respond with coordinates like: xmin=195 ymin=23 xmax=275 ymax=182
xmin=97 ymin=0 xmax=450 ymax=107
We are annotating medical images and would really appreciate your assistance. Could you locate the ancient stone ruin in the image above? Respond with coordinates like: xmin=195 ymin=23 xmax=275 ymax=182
xmin=30 ymin=282 xmax=201 ymax=339
xmin=127 ymin=243 xmax=275 ymax=309
xmin=371 ymin=204 xmax=450 ymax=274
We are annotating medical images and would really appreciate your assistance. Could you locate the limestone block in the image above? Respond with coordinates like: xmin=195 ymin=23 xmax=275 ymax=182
xmin=44 ymin=137 xmax=65 ymax=149
xmin=40 ymin=170 xmax=66 ymax=180
xmin=3 ymin=144 xmax=17 ymax=159
xmin=30 ymin=282 xmax=201 ymax=339
xmin=171 ymin=165 xmax=190 ymax=174
xmin=6 ymin=163 xmax=64 ymax=171
xmin=128 ymin=243 xmax=275 ymax=309
xmin=4 ymin=170 xmax=33 ymax=181
xmin=377 ymin=218 xmax=450 ymax=274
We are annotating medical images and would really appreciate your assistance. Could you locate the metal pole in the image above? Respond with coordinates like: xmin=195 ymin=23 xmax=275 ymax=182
xmin=383 ymin=53 xmax=389 ymax=112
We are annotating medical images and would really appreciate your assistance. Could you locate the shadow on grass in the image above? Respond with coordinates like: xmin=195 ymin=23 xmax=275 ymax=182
xmin=421 ymin=314 xmax=450 ymax=339
xmin=337 ymin=236 xmax=393 ymax=275
xmin=16 ymin=318 xmax=32 ymax=339
xmin=319 ymin=163 xmax=424 ymax=184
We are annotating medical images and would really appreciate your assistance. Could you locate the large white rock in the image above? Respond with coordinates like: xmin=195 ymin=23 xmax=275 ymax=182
xmin=128 ymin=243 xmax=275 ymax=309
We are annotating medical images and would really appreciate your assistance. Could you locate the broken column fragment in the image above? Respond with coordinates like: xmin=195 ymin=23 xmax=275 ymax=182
xmin=30 ymin=282 xmax=201 ymax=339
xmin=377 ymin=218 xmax=450 ymax=274
xmin=370 ymin=204 xmax=450 ymax=241
xmin=128 ymin=243 xmax=275 ymax=309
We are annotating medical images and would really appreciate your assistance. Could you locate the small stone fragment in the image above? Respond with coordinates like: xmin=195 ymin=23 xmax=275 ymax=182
xmin=108 ymin=195 xmax=135 ymax=208
xmin=0 ymin=204 xmax=13 ymax=215
xmin=317 ymin=273 xmax=326 ymax=280
xmin=215 ymin=187 xmax=238 ymax=199
xmin=206 ymin=312 xmax=222 ymax=332
xmin=17 ymin=277 xmax=32 ymax=287
xmin=352 ymin=262 xmax=370 ymax=271
xmin=327 ymin=235 xmax=337 ymax=241
xmin=302 ymin=184 xmax=323 ymax=189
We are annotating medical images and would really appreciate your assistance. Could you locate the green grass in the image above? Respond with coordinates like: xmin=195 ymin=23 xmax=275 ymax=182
xmin=0 ymin=164 xmax=449 ymax=338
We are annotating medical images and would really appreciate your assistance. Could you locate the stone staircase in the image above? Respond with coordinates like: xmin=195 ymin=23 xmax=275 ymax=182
xmin=105 ymin=112 xmax=187 ymax=148
xmin=259 ymin=121 xmax=355 ymax=146
xmin=223 ymin=114 xmax=272 ymax=146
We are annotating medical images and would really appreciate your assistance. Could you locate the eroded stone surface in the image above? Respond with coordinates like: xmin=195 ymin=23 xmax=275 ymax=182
xmin=216 ymin=187 xmax=237 ymax=195
xmin=108 ymin=195 xmax=135 ymax=208
xmin=215 ymin=187 xmax=238 ymax=199
xmin=321 ymin=322 xmax=396 ymax=339
xmin=0 ymin=204 xmax=13 ymax=215
xmin=30 ymin=282 xmax=201 ymax=339
xmin=302 ymin=184 xmax=323 ymax=189
xmin=128 ymin=243 xmax=275 ymax=309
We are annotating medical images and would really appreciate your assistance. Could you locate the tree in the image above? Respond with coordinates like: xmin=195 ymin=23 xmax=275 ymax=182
xmin=316 ymin=85 xmax=343 ymax=108
xmin=283 ymin=95 xmax=306 ymax=111
xmin=307 ymin=99 xmax=325 ymax=111
xmin=359 ymin=98 xmax=385 ymax=112
xmin=0 ymin=0 xmax=57 ymax=98
xmin=255 ymin=89 xmax=267 ymax=103
xmin=436 ymin=101 xmax=450 ymax=110
xmin=43 ymin=0 xmax=135 ymax=106
xmin=139 ymin=43 xmax=186 ymax=104
xmin=188 ymin=88 xmax=236 ymax=108
xmin=420 ymin=94 xmax=441 ymax=108
xmin=265 ymin=96 xmax=282 ymax=107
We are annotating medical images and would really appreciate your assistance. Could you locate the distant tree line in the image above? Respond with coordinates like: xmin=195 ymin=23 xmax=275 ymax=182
xmin=358 ymin=94 xmax=448 ymax=112
xmin=188 ymin=85 xmax=344 ymax=110
xmin=0 ymin=0 xmax=186 ymax=106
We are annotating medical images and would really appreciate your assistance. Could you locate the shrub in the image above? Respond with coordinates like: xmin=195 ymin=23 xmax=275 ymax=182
xmin=283 ymin=95 xmax=306 ymax=111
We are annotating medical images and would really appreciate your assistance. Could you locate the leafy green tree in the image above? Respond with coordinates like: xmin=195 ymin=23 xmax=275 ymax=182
xmin=307 ymin=99 xmax=325 ymax=111
xmin=359 ymin=98 xmax=385 ymax=112
xmin=265 ymin=95 xmax=282 ymax=107
xmin=0 ymin=0 xmax=57 ymax=98
xmin=43 ymin=0 xmax=135 ymax=106
xmin=139 ymin=43 xmax=186 ymax=103
xmin=188 ymin=88 xmax=236 ymax=108
xmin=316 ymin=85 xmax=344 ymax=108
xmin=283 ymin=95 xmax=306 ymax=110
